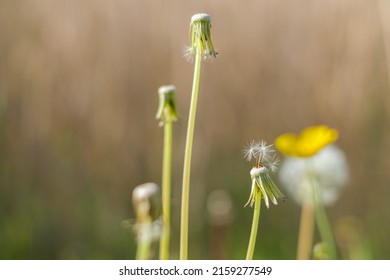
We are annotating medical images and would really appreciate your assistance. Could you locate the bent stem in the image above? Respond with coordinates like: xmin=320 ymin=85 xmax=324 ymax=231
xmin=180 ymin=48 xmax=202 ymax=260
xmin=296 ymin=201 xmax=315 ymax=259
xmin=246 ymin=188 xmax=262 ymax=260
xmin=159 ymin=121 xmax=173 ymax=260
xmin=306 ymin=162 xmax=337 ymax=259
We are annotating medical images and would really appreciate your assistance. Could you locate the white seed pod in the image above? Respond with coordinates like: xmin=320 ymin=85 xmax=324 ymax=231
xmin=279 ymin=145 xmax=349 ymax=206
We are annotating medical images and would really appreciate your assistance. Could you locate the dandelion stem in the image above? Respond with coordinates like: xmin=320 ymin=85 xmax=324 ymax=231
xmin=313 ymin=185 xmax=337 ymax=259
xmin=159 ymin=121 xmax=173 ymax=260
xmin=136 ymin=223 xmax=152 ymax=260
xmin=136 ymin=240 xmax=150 ymax=260
xmin=180 ymin=47 xmax=202 ymax=260
xmin=246 ymin=189 xmax=262 ymax=260
xmin=306 ymin=162 xmax=337 ymax=259
xmin=296 ymin=200 xmax=315 ymax=259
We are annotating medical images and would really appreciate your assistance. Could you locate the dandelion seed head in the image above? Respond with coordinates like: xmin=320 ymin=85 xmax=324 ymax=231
xmin=243 ymin=140 xmax=259 ymax=162
xmin=278 ymin=145 xmax=348 ymax=206
xmin=243 ymin=140 xmax=278 ymax=170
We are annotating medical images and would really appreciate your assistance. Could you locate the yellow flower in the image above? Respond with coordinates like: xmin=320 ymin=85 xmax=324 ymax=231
xmin=275 ymin=125 xmax=338 ymax=157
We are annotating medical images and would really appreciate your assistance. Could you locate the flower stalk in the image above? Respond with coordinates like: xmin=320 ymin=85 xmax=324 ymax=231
xmin=275 ymin=125 xmax=345 ymax=259
xmin=156 ymin=85 xmax=178 ymax=260
xmin=246 ymin=188 xmax=262 ymax=260
xmin=180 ymin=13 xmax=217 ymax=260
xmin=308 ymin=163 xmax=337 ymax=259
xmin=243 ymin=140 xmax=284 ymax=260
xmin=296 ymin=200 xmax=315 ymax=259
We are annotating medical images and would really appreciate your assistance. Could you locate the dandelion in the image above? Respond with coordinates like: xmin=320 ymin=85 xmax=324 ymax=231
xmin=180 ymin=13 xmax=217 ymax=260
xmin=184 ymin=13 xmax=217 ymax=60
xmin=243 ymin=140 xmax=284 ymax=209
xmin=275 ymin=125 xmax=347 ymax=260
xmin=132 ymin=182 xmax=161 ymax=260
xmin=243 ymin=140 xmax=285 ymax=260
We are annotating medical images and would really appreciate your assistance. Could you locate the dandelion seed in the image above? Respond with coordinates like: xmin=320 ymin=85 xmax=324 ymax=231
xmin=267 ymin=155 xmax=280 ymax=173
xmin=243 ymin=140 xmax=260 ymax=162
xmin=258 ymin=140 xmax=275 ymax=163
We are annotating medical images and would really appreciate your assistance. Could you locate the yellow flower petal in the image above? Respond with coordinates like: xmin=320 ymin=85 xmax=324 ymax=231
xmin=275 ymin=125 xmax=339 ymax=157
xmin=274 ymin=133 xmax=299 ymax=157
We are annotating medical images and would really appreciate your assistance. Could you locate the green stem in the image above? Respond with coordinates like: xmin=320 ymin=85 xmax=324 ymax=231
xmin=306 ymin=162 xmax=337 ymax=259
xmin=159 ymin=121 xmax=172 ymax=260
xmin=136 ymin=240 xmax=150 ymax=260
xmin=180 ymin=49 xmax=202 ymax=260
xmin=246 ymin=189 xmax=262 ymax=260
xmin=136 ymin=223 xmax=152 ymax=260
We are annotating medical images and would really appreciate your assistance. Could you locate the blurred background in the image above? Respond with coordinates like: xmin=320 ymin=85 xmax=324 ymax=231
xmin=1 ymin=0 xmax=390 ymax=259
